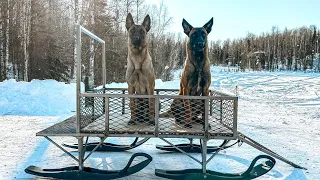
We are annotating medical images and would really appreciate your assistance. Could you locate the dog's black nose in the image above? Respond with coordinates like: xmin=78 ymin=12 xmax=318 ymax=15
xmin=197 ymin=42 xmax=205 ymax=47
xmin=133 ymin=36 xmax=140 ymax=41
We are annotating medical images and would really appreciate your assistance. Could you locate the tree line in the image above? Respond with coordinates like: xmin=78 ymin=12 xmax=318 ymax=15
xmin=210 ymin=26 xmax=320 ymax=72
xmin=0 ymin=0 xmax=319 ymax=84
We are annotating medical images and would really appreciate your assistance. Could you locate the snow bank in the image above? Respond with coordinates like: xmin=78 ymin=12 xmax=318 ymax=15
xmin=0 ymin=79 xmax=77 ymax=116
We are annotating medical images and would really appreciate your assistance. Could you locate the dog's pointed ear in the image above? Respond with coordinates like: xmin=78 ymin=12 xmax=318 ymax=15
xmin=182 ymin=18 xmax=193 ymax=36
xmin=203 ymin=17 xmax=213 ymax=34
xmin=142 ymin=15 xmax=151 ymax=32
xmin=126 ymin=13 xmax=134 ymax=30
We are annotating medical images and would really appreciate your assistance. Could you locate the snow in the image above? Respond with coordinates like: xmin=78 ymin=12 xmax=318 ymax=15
xmin=0 ymin=66 xmax=319 ymax=179
xmin=0 ymin=79 xmax=79 ymax=116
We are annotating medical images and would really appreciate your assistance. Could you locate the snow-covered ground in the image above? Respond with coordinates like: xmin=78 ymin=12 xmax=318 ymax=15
xmin=0 ymin=66 xmax=319 ymax=180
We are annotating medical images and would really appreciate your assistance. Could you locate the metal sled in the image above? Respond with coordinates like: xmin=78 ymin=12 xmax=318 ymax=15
xmin=25 ymin=25 xmax=305 ymax=180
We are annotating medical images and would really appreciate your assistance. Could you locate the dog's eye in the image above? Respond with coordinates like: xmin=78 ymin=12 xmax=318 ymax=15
xmin=130 ymin=27 xmax=135 ymax=33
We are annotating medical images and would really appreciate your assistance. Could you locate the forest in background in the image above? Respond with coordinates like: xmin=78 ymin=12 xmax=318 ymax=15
xmin=0 ymin=0 xmax=319 ymax=84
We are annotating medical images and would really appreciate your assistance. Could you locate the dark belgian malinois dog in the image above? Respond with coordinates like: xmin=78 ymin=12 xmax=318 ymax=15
xmin=125 ymin=13 xmax=155 ymax=125
xmin=173 ymin=18 xmax=213 ymax=128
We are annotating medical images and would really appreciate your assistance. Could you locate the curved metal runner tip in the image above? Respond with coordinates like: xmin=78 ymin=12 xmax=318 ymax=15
xmin=155 ymin=155 xmax=276 ymax=180
xmin=25 ymin=152 xmax=152 ymax=180
xmin=63 ymin=137 xmax=149 ymax=152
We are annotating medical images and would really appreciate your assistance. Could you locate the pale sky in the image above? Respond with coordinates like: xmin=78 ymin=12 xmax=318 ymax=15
xmin=146 ymin=0 xmax=320 ymax=41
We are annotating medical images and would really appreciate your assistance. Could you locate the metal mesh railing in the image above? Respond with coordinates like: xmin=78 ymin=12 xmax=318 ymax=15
xmin=158 ymin=97 xmax=206 ymax=136
xmin=208 ymin=98 xmax=234 ymax=137
xmin=108 ymin=96 xmax=156 ymax=135
xmin=80 ymin=94 xmax=105 ymax=133
xmin=78 ymin=88 xmax=237 ymax=138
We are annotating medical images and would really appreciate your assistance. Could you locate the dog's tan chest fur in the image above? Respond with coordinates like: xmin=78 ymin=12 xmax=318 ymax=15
xmin=126 ymin=52 xmax=154 ymax=95
xmin=126 ymin=69 xmax=150 ymax=94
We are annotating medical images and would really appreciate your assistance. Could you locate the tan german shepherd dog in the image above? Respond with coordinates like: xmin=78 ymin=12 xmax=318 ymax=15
xmin=173 ymin=18 xmax=213 ymax=128
xmin=125 ymin=13 xmax=155 ymax=125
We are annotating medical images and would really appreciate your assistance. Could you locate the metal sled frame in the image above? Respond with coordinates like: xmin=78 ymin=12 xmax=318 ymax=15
xmin=25 ymin=25 xmax=305 ymax=180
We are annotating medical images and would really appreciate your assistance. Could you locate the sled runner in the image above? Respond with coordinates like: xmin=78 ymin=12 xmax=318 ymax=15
xmin=155 ymin=155 xmax=276 ymax=180
xmin=25 ymin=152 xmax=152 ymax=180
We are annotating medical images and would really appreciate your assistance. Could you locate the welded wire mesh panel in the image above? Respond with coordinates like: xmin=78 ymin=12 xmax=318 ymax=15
xmin=158 ymin=97 xmax=206 ymax=136
xmin=221 ymin=100 xmax=234 ymax=128
xmin=158 ymin=92 xmax=236 ymax=137
xmin=156 ymin=89 xmax=178 ymax=116
xmin=208 ymin=98 xmax=234 ymax=137
xmin=108 ymin=96 xmax=155 ymax=135
xmin=208 ymin=90 xmax=236 ymax=137
xmin=76 ymin=88 xmax=236 ymax=138
xmin=80 ymin=95 xmax=105 ymax=133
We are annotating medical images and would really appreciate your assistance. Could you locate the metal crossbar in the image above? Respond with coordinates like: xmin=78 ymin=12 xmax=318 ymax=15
xmin=44 ymin=136 xmax=79 ymax=163
xmin=83 ymin=137 xmax=106 ymax=162
xmin=160 ymin=138 xmax=202 ymax=164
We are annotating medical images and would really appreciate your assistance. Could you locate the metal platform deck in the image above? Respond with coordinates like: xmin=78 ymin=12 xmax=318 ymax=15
xmin=37 ymin=114 xmax=234 ymax=138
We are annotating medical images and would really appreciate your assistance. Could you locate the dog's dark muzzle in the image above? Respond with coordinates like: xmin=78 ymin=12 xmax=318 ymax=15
xmin=132 ymin=36 xmax=141 ymax=46
xmin=195 ymin=42 xmax=205 ymax=51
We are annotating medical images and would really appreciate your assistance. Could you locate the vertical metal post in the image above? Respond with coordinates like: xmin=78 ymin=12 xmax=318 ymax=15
xmin=105 ymin=97 xmax=109 ymax=134
xmin=77 ymin=137 xmax=84 ymax=171
xmin=102 ymin=41 xmax=106 ymax=114
xmin=103 ymin=96 xmax=105 ymax=113
xmin=204 ymin=99 xmax=209 ymax=137
xmin=92 ymin=97 xmax=95 ymax=120
xmin=155 ymin=96 xmax=160 ymax=136
xmin=209 ymin=98 xmax=213 ymax=116
xmin=209 ymin=91 xmax=213 ymax=116
xmin=76 ymin=24 xmax=82 ymax=134
xmin=122 ymin=90 xmax=125 ymax=115
xmin=102 ymin=35 xmax=107 ymax=127
xmin=201 ymin=139 xmax=207 ymax=174
xmin=233 ymin=97 xmax=238 ymax=138
xmin=220 ymin=99 xmax=223 ymax=122
xmin=102 ymin=42 xmax=106 ymax=88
